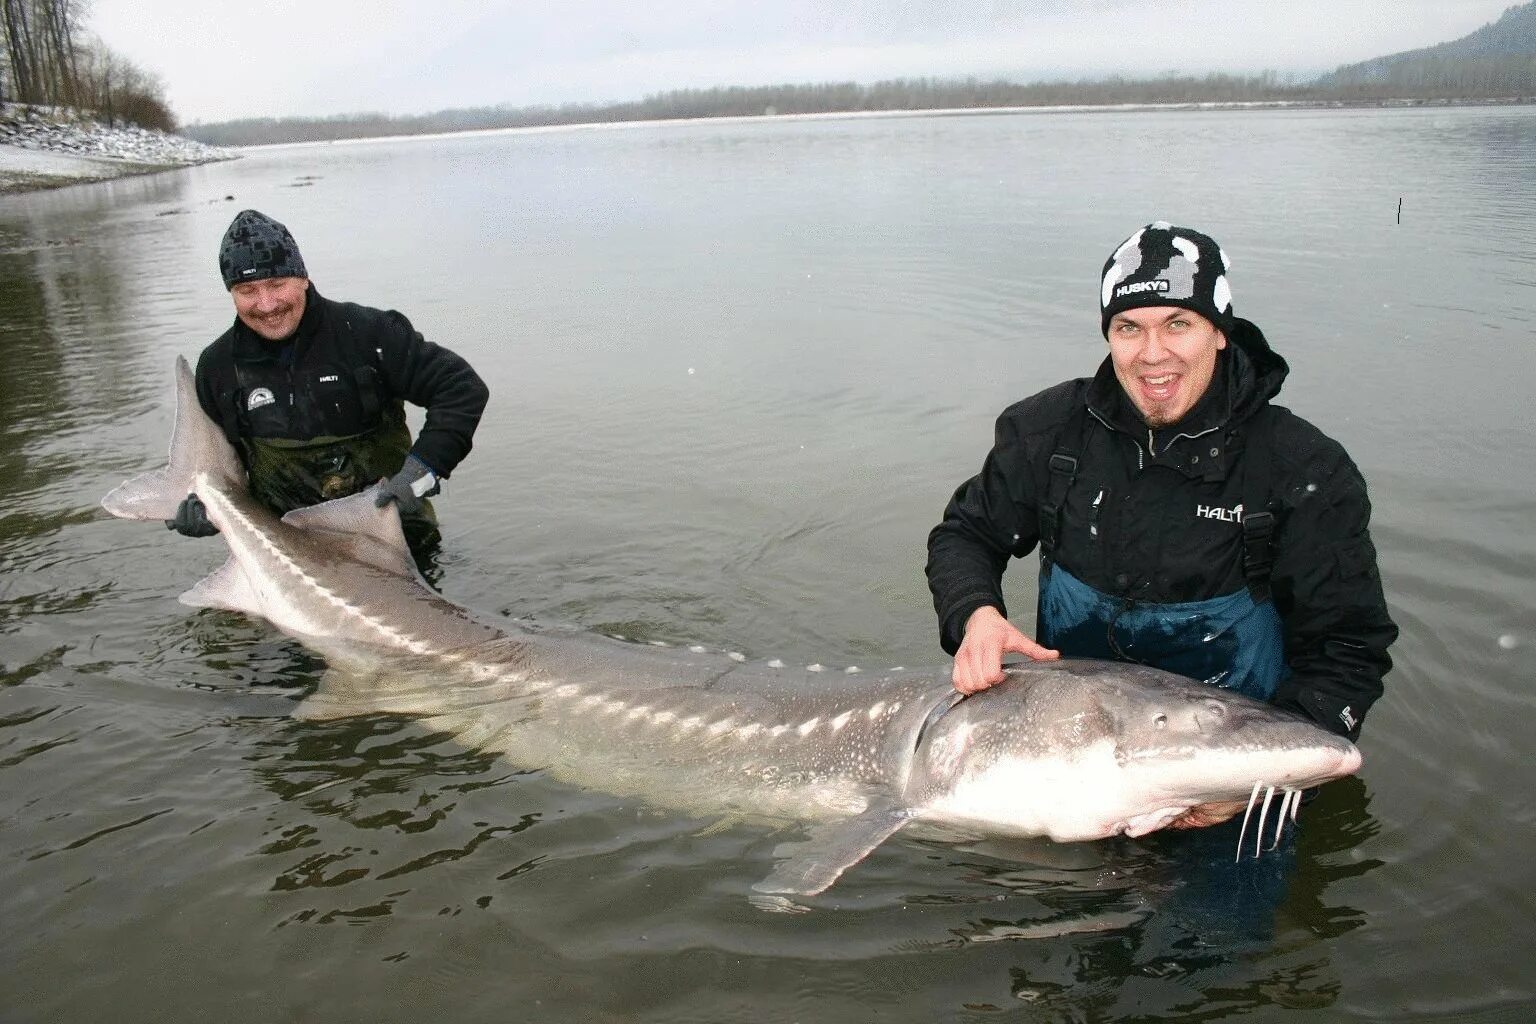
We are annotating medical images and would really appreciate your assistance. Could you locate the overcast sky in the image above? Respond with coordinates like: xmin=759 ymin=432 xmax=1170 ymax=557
xmin=87 ymin=0 xmax=1519 ymax=124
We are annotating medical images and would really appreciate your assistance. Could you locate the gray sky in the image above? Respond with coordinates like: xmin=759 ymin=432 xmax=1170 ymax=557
xmin=87 ymin=0 xmax=1519 ymax=124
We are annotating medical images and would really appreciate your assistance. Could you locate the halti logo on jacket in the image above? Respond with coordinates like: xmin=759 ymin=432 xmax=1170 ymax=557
xmin=246 ymin=387 xmax=276 ymax=411
xmin=1196 ymin=502 xmax=1243 ymax=522
xmin=1114 ymin=279 xmax=1170 ymax=299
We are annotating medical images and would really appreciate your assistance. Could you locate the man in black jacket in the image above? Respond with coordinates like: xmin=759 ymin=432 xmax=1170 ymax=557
xmin=926 ymin=222 xmax=1395 ymax=828
xmin=167 ymin=209 xmax=489 ymax=557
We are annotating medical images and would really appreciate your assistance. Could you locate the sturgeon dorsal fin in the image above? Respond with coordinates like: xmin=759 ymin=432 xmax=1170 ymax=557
xmin=281 ymin=489 xmax=420 ymax=580
xmin=750 ymin=803 xmax=915 ymax=901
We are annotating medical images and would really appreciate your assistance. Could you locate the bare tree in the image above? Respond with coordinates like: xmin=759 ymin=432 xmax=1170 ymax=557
xmin=2 ymin=1 xmax=177 ymax=129
xmin=0 ymin=0 xmax=82 ymax=107
xmin=2 ymin=0 xmax=41 ymax=104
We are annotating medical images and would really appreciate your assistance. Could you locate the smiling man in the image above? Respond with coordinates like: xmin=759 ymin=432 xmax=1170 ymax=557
xmin=925 ymin=222 xmax=1396 ymax=829
xmin=166 ymin=209 xmax=489 ymax=559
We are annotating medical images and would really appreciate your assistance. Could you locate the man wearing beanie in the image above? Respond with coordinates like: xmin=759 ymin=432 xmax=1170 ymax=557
xmin=926 ymin=222 xmax=1395 ymax=830
xmin=166 ymin=209 xmax=489 ymax=558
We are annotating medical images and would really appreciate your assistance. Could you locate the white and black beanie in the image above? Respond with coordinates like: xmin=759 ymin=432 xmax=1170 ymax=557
xmin=1099 ymin=221 xmax=1233 ymax=337
xmin=219 ymin=209 xmax=307 ymax=289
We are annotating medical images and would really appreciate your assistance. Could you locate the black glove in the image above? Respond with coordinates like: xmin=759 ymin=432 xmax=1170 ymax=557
xmin=373 ymin=455 xmax=440 ymax=516
xmin=165 ymin=494 xmax=219 ymax=537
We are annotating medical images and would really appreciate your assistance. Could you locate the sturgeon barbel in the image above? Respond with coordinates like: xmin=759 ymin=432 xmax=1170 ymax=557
xmin=101 ymin=357 xmax=1362 ymax=897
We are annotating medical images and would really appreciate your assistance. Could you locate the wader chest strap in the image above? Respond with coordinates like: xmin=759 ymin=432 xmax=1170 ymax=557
xmin=1038 ymin=404 xmax=1093 ymax=566
xmin=1241 ymin=510 xmax=1275 ymax=603
xmin=216 ymin=387 xmax=247 ymax=446
xmin=1239 ymin=407 xmax=1278 ymax=603
xmin=340 ymin=312 xmax=387 ymax=427
xmin=354 ymin=364 xmax=383 ymax=424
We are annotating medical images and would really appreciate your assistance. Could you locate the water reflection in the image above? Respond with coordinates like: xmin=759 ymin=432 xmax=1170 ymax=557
xmin=878 ymin=776 xmax=1370 ymax=1019
xmin=247 ymin=711 xmax=547 ymax=911
xmin=891 ymin=778 xmax=1378 ymax=1017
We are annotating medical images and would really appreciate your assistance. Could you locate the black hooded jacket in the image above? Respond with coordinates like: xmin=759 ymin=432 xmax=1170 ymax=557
xmin=925 ymin=319 xmax=1396 ymax=740
xmin=195 ymin=284 xmax=488 ymax=479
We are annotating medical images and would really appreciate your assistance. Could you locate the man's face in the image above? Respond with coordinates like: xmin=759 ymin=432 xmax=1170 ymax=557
xmin=1107 ymin=306 xmax=1227 ymax=428
xmin=231 ymin=276 xmax=308 ymax=341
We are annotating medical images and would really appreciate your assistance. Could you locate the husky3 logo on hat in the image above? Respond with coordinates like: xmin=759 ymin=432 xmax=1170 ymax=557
xmin=1099 ymin=221 xmax=1233 ymax=336
xmin=1113 ymin=279 xmax=1171 ymax=299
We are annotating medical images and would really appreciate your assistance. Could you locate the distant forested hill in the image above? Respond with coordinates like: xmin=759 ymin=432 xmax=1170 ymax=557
xmin=1319 ymin=0 xmax=1536 ymax=95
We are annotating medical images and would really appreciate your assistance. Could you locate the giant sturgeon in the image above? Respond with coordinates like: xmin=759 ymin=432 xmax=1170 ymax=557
xmin=101 ymin=357 xmax=1363 ymax=898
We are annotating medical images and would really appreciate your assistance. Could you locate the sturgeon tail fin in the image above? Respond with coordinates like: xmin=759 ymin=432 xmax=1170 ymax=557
xmin=102 ymin=355 xmax=246 ymax=521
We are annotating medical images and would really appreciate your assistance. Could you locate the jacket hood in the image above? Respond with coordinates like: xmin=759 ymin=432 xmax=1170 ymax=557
xmin=1087 ymin=316 xmax=1289 ymax=440
xmin=1227 ymin=317 xmax=1289 ymax=417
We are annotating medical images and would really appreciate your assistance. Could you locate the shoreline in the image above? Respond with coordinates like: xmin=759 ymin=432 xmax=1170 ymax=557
xmin=206 ymin=93 xmax=1536 ymax=151
xmin=0 ymin=104 xmax=236 ymax=196
xmin=0 ymin=146 xmax=201 ymax=194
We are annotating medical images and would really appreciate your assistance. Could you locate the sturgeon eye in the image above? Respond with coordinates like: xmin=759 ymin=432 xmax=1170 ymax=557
xmin=1153 ymin=714 xmax=1168 ymax=729
xmin=1205 ymin=702 xmax=1226 ymax=717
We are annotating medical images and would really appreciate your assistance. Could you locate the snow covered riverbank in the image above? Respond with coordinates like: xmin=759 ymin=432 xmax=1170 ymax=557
xmin=0 ymin=104 xmax=235 ymax=194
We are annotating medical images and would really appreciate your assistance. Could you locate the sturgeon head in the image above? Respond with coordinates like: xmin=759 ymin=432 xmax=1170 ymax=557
xmin=904 ymin=659 xmax=1361 ymax=843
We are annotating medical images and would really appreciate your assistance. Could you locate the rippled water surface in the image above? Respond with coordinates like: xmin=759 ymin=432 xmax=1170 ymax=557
xmin=3 ymin=106 xmax=1534 ymax=1022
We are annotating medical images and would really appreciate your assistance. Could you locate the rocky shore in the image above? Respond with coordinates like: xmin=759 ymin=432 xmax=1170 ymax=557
xmin=0 ymin=104 xmax=236 ymax=194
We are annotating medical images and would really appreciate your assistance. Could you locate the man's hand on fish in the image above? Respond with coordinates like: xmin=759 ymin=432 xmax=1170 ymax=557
xmin=165 ymin=493 xmax=219 ymax=537
xmin=374 ymin=455 xmax=440 ymax=516
xmin=952 ymin=605 xmax=1059 ymax=694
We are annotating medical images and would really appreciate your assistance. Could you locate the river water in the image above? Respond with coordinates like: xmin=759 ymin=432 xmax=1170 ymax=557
xmin=2 ymin=105 xmax=1533 ymax=1022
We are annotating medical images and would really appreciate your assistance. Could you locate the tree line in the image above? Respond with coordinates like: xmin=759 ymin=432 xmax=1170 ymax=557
xmin=184 ymin=65 xmax=1536 ymax=148
xmin=1 ymin=0 xmax=175 ymax=130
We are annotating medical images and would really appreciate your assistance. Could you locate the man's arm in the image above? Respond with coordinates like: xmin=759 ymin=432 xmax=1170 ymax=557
xmin=1268 ymin=434 xmax=1397 ymax=741
xmin=372 ymin=309 xmax=489 ymax=477
xmin=926 ymin=411 xmax=1058 ymax=692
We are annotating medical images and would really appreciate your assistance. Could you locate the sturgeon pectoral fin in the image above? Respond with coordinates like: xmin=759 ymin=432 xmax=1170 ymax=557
xmin=291 ymin=667 xmax=389 ymax=721
xmin=751 ymin=805 xmax=914 ymax=897
xmin=180 ymin=556 xmax=263 ymax=615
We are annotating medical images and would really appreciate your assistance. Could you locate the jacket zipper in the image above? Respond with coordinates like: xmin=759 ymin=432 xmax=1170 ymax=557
xmin=1089 ymin=407 xmax=1147 ymax=470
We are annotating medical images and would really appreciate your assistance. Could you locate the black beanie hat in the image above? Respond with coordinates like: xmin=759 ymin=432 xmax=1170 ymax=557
xmin=1100 ymin=222 xmax=1233 ymax=337
xmin=218 ymin=209 xmax=307 ymax=289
